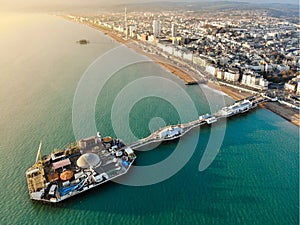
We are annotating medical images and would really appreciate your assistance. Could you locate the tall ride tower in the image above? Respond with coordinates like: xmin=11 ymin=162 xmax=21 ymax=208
xmin=124 ymin=7 xmax=128 ymax=39
xmin=171 ymin=23 xmax=176 ymax=37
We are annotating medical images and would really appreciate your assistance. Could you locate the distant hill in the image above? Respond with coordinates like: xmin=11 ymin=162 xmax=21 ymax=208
xmin=112 ymin=1 xmax=252 ymax=11
xmin=4 ymin=0 xmax=299 ymax=15
xmin=107 ymin=1 xmax=299 ymax=21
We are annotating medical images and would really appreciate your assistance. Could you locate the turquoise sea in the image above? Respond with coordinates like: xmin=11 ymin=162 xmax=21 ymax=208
xmin=0 ymin=13 xmax=298 ymax=225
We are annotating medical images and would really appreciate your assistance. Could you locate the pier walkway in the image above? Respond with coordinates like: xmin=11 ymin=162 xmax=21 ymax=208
xmin=128 ymin=93 xmax=276 ymax=149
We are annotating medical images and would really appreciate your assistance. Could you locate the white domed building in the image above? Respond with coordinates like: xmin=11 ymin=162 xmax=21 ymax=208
xmin=77 ymin=153 xmax=101 ymax=169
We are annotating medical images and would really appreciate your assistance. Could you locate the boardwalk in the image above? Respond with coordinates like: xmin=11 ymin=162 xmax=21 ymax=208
xmin=128 ymin=93 xmax=276 ymax=150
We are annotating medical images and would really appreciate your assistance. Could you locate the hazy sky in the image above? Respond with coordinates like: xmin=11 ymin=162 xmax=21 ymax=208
xmin=1 ymin=0 xmax=299 ymax=11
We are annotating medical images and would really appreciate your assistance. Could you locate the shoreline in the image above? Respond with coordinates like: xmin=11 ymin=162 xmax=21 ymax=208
xmin=67 ymin=18 xmax=299 ymax=127
xmin=73 ymin=20 xmax=198 ymax=84
xmin=260 ymin=102 xmax=299 ymax=127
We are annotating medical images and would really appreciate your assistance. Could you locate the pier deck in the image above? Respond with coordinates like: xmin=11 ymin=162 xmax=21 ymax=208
xmin=128 ymin=93 xmax=273 ymax=150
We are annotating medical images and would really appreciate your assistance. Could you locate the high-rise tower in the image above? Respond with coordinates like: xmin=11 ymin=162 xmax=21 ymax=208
xmin=153 ymin=20 xmax=161 ymax=37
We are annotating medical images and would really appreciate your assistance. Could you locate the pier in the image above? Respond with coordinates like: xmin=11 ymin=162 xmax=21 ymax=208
xmin=128 ymin=93 xmax=277 ymax=149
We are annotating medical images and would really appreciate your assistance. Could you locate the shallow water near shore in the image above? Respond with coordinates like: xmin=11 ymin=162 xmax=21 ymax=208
xmin=0 ymin=13 xmax=298 ymax=225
